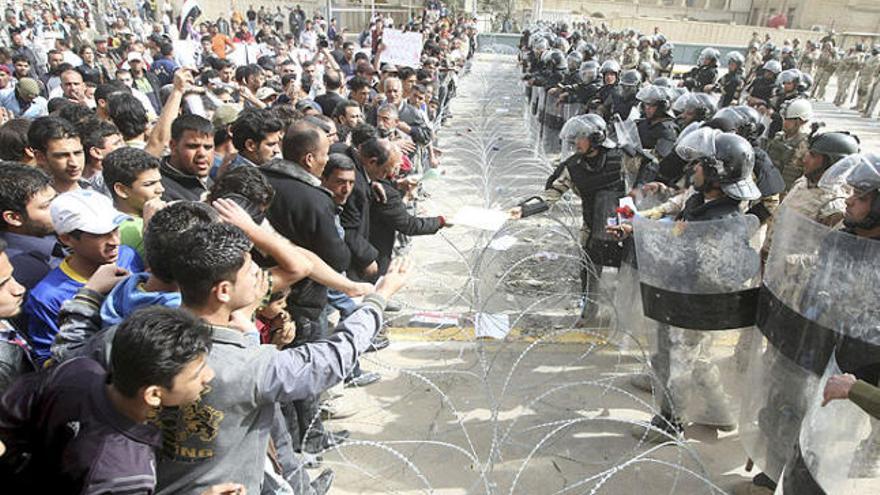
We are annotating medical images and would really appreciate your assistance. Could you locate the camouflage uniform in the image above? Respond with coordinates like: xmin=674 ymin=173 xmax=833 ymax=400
xmin=798 ymin=47 xmax=819 ymax=76
xmin=621 ymin=46 xmax=639 ymax=70
xmin=863 ymin=60 xmax=880 ymax=117
xmin=813 ymin=48 xmax=838 ymax=100
xmin=834 ymin=50 xmax=863 ymax=106
xmin=638 ymin=46 xmax=658 ymax=72
xmin=764 ymin=129 xmax=810 ymax=191
xmin=856 ymin=53 xmax=880 ymax=111
xmin=743 ymin=50 xmax=764 ymax=82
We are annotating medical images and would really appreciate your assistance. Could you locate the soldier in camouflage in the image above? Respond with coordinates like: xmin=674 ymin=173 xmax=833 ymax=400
xmin=798 ymin=40 xmax=819 ymax=76
xmin=812 ymin=42 xmax=838 ymax=101
xmin=834 ymin=46 xmax=865 ymax=107
xmin=621 ymin=39 xmax=639 ymax=70
xmin=856 ymin=45 xmax=880 ymax=112
xmin=764 ymin=98 xmax=812 ymax=191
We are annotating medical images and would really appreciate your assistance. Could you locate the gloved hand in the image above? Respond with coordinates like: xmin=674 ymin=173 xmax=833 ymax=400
xmin=641 ymin=207 xmax=666 ymax=220
xmin=620 ymin=143 xmax=638 ymax=157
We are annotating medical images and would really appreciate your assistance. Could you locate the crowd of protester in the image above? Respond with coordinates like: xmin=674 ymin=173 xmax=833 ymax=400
xmin=516 ymin=20 xmax=879 ymax=495
xmin=0 ymin=1 xmax=476 ymax=493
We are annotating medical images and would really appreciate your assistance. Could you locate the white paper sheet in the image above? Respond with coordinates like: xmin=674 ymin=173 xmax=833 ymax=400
xmin=488 ymin=235 xmax=518 ymax=251
xmin=451 ymin=206 xmax=508 ymax=231
xmin=475 ymin=313 xmax=511 ymax=339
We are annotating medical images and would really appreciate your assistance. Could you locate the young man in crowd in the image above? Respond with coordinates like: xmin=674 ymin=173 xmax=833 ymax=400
xmin=0 ymin=163 xmax=61 ymax=290
xmin=261 ymin=120 xmax=356 ymax=453
xmin=332 ymin=100 xmax=364 ymax=144
xmin=145 ymin=216 xmax=405 ymax=494
xmin=28 ymin=115 xmax=84 ymax=194
xmin=102 ymin=147 xmax=166 ymax=258
xmin=315 ymin=69 xmax=346 ymax=117
xmin=23 ymin=189 xmax=143 ymax=364
xmin=228 ymin=108 xmax=284 ymax=170
xmin=0 ymin=304 xmax=246 ymax=495
xmin=0 ymin=238 xmax=30 ymax=391
xmin=160 ymin=114 xmax=216 ymax=201
xmin=0 ymin=119 xmax=36 ymax=164
xmin=77 ymin=117 xmax=125 ymax=196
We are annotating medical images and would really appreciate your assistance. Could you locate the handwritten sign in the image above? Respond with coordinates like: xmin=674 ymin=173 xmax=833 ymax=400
xmin=379 ymin=29 xmax=423 ymax=68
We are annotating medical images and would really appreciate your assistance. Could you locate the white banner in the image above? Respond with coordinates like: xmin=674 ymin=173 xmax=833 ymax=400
xmin=379 ymin=29 xmax=423 ymax=68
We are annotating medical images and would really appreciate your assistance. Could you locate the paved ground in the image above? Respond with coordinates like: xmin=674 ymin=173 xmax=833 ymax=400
xmin=323 ymin=53 xmax=880 ymax=494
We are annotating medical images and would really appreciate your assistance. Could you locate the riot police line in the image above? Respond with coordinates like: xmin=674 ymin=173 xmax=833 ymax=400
xmin=510 ymin=23 xmax=880 ymax=495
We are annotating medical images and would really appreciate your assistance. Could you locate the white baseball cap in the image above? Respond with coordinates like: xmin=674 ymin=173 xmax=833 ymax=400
xmin=127 ymin=51 xmax=144 ymax=63
xmin=51 ymin=190 xmax=131 ymax=236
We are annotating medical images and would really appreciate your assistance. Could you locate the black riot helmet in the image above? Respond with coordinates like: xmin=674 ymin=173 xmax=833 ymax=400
xmin=696 ymin=132 xmax=761 ymax=201
xmin=809 ymin=131 xmax=861 ymax=168
xmin=619 ymin=69 xmax=641 ymax=87
xmin=636 ymin=84 xmax=674 ymax=118
xmin=581 ymin=42 xmax=597 ymax=60
xmin=844 ymin=153 xmax=880 ymax=230
xmin=821 ymin=153 xmax=880 ymax=230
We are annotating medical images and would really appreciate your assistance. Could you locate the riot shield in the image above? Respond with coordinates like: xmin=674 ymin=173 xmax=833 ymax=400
xmin=613 ymin=116 xmax=644 ymax=190
xmin=529 ymin=86 xmax=545 ymax=140
xmin=633 ymin=215 xmax=761 ymax=330
xmin=633 ymin=214 xmax=761 ymax=426
xmin=543 ymin=91 xmax=563 ymax=154
xmin=562 ymin=102 xmax=583 ymax=122
xmin=758 ymin=210 xmax=880 ymax=494
xmin=523 ymin=83 xmax=533 ymax=128
xmin=738 ymin=207 xmax=847 ymax=482
xmin=780 ymin=360 xmax=880 ymax=495
xmin=586 ymin=190 xmax=624 ymax=268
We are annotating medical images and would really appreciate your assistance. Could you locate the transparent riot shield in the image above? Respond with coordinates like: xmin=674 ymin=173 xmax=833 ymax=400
xmin=542 ymin=92 xmax=564 ymax=154
xmin=773 ymin=360 xmax=880 ymax=495
xmin=633 ymin=214 xmax=762 ymax=426
xmin=523 ymin=83 xmax=533 ymax=127
xmin=633 ymin=215 xmax=762 ymax=330
xmin=613 ymin=116 xmax=644 ymax=190
xmin=738 ymin=207 xmax=848 ymax=483
xmin=562 ymin=102 xmax=583 ymax=122
xmin=529 ymin=86 xmax=545 ymax=139
xmin=766 ymin=211 xmax=880 ymax=494
xmin=586 ymin=189 xmax=624 ymax=269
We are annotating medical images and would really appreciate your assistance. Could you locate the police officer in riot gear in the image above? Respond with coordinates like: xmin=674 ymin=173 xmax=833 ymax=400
xmin=607 ymin=69 xmax=642 ymax=121
xmin=657 ymin=42 xmax=675 ymax=78
xmin=745 ymin=60 xmax=782 ymax=106
xmin=766 ymin=69 xmax=809 ymax=137
xmin=531 ymin=49 xmax=567 ymax=88
xmin=682 ymin=47 xmax=720 ymax=91
xmin=629 ymin=85 xmax=680 ymax=192
xmin=675 ymin=92 xmax=717 ymax=129
xmin=719 ymin=51 xmax=746 ymax=107
xmin=635 ymin=85 xmax=679 ymax=144
xmin=511 ymin=114 xmax=625 ymax=322
xmin=842 ymin=154 xmax=880 ymax=234
xmin=610 ymin=132 xmax=762 ymax=441
xmin=740 ymin=152 xmax=878 ymax=495
xmin=562 ymin=61 xmax=602 ymax=105
xmin=589 ymin=60 xmax=620 ymax=115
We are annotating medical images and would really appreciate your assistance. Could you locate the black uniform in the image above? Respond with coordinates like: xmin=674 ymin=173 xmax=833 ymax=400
xmin=683 ymin=64 xmax=718 ymax=92
xmin=718 ymin=68 xmax=744 ymax=108
xmin=746 ymin=75 xmax=776 ymax=104
xmin=548 ymin=148 xmax=626 ymax=299
xmin=636 ymin=117 xmax=679 ymax=159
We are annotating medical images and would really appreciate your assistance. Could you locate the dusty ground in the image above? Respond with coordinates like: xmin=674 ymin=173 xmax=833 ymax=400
xmin=322 ymin=53 xmax=880 ymax=494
